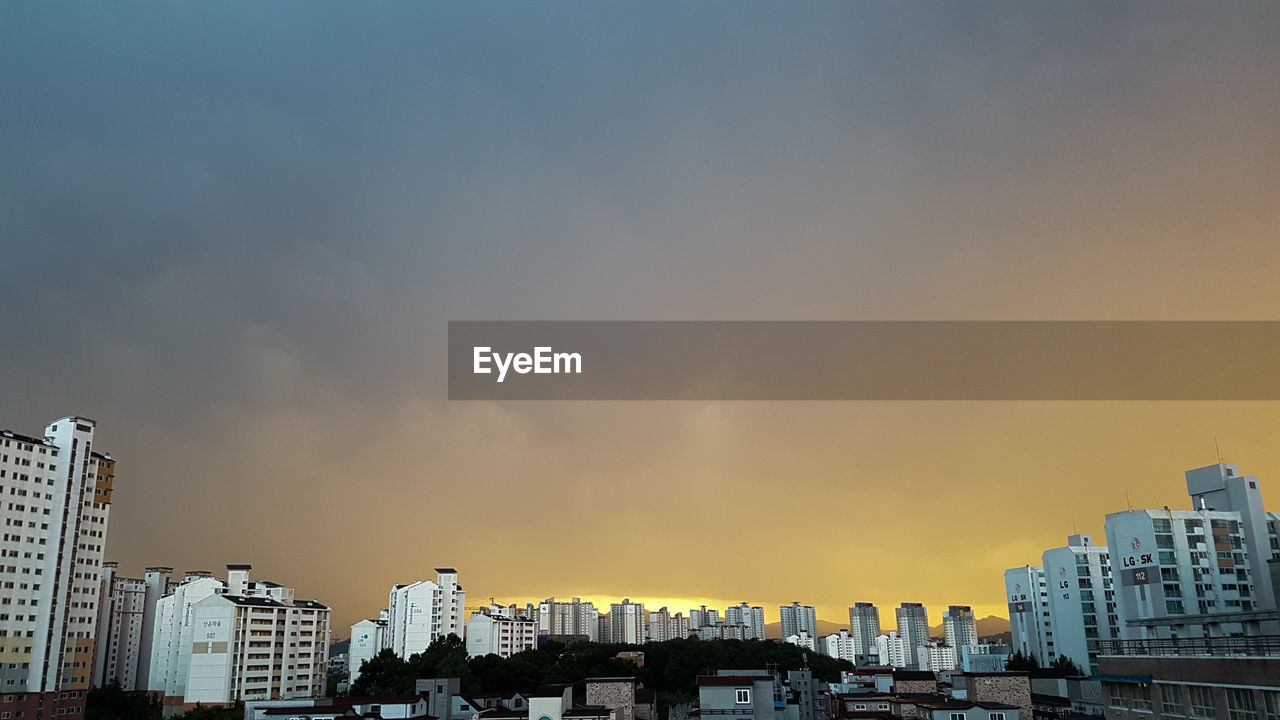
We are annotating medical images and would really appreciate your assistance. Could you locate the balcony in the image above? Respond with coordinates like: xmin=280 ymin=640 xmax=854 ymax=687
xmin=1097 ymin=636 xmax=1280 ymax=658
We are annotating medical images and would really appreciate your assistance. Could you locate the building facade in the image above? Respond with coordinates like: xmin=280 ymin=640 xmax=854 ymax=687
xmin=848 ymin=603 xmax=881 ymax=660
xmin=386 ymin=569 xmax=466 ymax=657
xmin=725 ymin=603 xmax=766 ymax=641
xmin=466 ymin=606 xmax=537 ymax=658
xmin=895 ymin=603 xmax=930 ymax=669
xmin=348 ymin=613 xmax=387 ymax=684
xmin=92 ymin=562 xmax=148 ymax=690
xmin=0 ymin=417 xmax=115 ymax=718
xmin=780 ymin=602 xmax=818 ymax=640
xmin=148 ymin=565 xmax=331 ymax=712
xmin=609 ymin=600 xmax=646 ymax=645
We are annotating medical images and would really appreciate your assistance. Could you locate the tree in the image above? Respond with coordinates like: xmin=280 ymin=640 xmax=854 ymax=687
xmin=1050 ymin=655 xmax=1086 ymax=676
xmin=350 ymin=648 xmax=416 ymax=695
xmin=86 ymin=683 xmax=163 ymax=720
xmin=1004 ymin=650 xmax=1040 ymax=670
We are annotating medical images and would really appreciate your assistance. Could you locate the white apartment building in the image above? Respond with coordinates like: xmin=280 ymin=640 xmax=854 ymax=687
xmin=387 ymin=569 xmax=467 ymax=657
xmin=848 ymin=603 xmax=881 ymax=659
xmin=92 ymin=562 xmax=148 ymax=690
xmin=876 ymin=632 xmax=910 ymax=668
xmin=1041 ymin=534 xmax=1120 ymax=673
xmin=780 ymin=602 xmax=818 ymax=639
xmin=148 ymin=565 xmax=331 ymax=711
xmin=785 ymin=630 xmax=816 ymax=651
xmin=819 ymin=629 xmax=857 ymax=662
xmin=466 ymin=605 xmax=537 ymax=658
xmin=348 ymin=613 xmax=387 ymax=684
xmin=895 ymin=603 xmax=930 ymax=668
xmin=689 ymin=605 xmax=720 ymax=630
xmin=942 ymin=605 xmax=979 ymax=650
xmin=724 ymin=603 xmax=766 ymax=640
xmin=609 ymin=599 xmax=645 ymax=644
xmin=1004 ymin=565 xmax=1052 ymax=665
xmin=136 ymin=566 xmax=174 ymax=691
xmin=0 ymin=417 xmax=115 ymax=718
xmin=916 ymin=643 xmax=958 ymax=672
xmin=645 ymin=607 xmax=690 ymax=642
xmin=537 ymin=597 xmax=599 ymax=641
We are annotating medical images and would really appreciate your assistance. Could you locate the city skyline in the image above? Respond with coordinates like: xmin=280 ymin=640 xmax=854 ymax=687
xmin=6 ymin=2 xmax=1280 ymax=638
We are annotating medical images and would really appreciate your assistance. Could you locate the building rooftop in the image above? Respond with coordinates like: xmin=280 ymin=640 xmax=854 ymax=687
xmin=698 ymin=675 xmax=772 ymax=686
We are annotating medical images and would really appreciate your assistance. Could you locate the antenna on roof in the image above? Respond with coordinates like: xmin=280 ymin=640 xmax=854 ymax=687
xmin=1125 ymin=489 xmax=1133 ymax=511
xmin=1214 ymin=436 xmax=1225 ymax=466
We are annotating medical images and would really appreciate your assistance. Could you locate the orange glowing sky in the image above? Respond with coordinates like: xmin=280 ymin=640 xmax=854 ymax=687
xmin=3 ymin=2 xmax=1280 ymax=635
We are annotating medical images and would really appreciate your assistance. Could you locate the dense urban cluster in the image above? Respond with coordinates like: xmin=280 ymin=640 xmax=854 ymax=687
xmin=3 ymin=417 xmax=1280 ymax=720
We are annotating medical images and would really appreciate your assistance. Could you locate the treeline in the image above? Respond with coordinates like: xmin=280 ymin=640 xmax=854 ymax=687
xmin=353 ymin=634 xmax=855 ymax=714
xmin=87 ymin=683 xmax=242 ymax=720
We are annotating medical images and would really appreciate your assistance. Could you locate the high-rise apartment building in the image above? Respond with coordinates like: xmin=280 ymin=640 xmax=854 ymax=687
xmin=779 ymin=602 xmax=818 ymax=639
xmin=1041 ymin=534 xmax=1121 ymax=673
xmin=609 ymin=599 xmax=645 ymax=644
xmin=689 ymin=606 xmax=720 ymax=630
xmin=724 ymin=603 xmax=766 ymax=640
xmin=848 ymin=603 xmax=881 ymax=659
xmin=386 ymin=569 xmax=466 ymax=657
xmin=148 ymin=565 xmax=331 ymax=711
xmin=819 ymin=629 xmax=857 ymax=662
xmin=348 ymin=613 xmax=387 ymax=684
xmin=537 ymin=597 xmax=599 ymax=641
xmin=894 ymin=603 xmax=930 ymax=668
xmin=0 ymin=417 xmax=115 ymax=719
xmin=941 ymin=605 xmax=978 ymax=650
xmin=1005 ymin=565 xmax=1052 ymax=665
xmin=135 ymin=566 xmax=174 ymax=691
xmin=645 ymin=607 xmax=689 ymax=642
xmin=92 ymin=562 xmax=147 ymax=690
xmin=466 ymin=605 xmax=536 ymax=658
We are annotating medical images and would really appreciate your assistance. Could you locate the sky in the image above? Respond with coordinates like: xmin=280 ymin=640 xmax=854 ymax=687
xmin=3 ymin=2 xmax=1280 ymax=635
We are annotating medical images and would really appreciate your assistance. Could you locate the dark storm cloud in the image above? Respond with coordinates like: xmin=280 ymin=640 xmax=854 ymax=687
xmin=2 ymin=2 xmax=1280 ymax=627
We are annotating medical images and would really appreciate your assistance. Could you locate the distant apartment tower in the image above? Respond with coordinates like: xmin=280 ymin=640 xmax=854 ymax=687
xmin=0 ymin=417 xmax=115 ymax=719
xmin=895 ymin=603 xmax=930 ymax=668
xmin=689 ymin=605 xmax=721 ymax=630
xmin=610 ymin=599 xmax=646 ymax=644
xmin=386 ymin=568 xmax=467 ymax=657
xmin=876 ymin=631 xmax=910 ymax=668
xmin=1042 ymin=534 xmax=1121 ymax=673
xmin=942 ymin=605 xmax=978 ymax=650
xmin=780 ymin=602 xmax=818 ymax=639
xmin=538 ymin=597 xmax=600 ymax=641
xmin=348 ymin=612 xmax=388 ymax=683
xmin=819 ymin=629 xmax=857 ymax=662
xmin=466 ymin=605 xmax=537 ymax=658
xmin=725 ymin=603 xmax=766 ymax=640
xmin=646 ymin=607 xmax=690 ymax=642
xmin=148 ymin=565 xmax=331 ymax=711
xmin=1004 ymin=565 xmax=1052 ymax=664
xmin=848 ymin=602 xmax=881 ymax=658
xmin=92 ymin=563 xmax=148 ymax=690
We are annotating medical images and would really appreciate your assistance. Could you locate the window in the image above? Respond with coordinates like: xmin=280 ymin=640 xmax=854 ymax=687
xmin=1227 ymin=688 xmax=1258 ymax=720
xmin=1110 ymin=684 xmax=1130 ymax=709
xmin=735 ymin=689 xmax=750 ymax=705
xmin=1162 ymin=685 xmax=1186 ymax=716
xmin=1189 ymin=686 xmax=1215 ymax=718
xmin=989 ymin=714 xmax=1006 ymax=720
xmin=1263 ymin=691 xmax=1280 ymax=720
xmin=949 ymin=714 xmax=965 ymax=720
xmin=1133 ymin=684 xmax=1153 ymax=711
